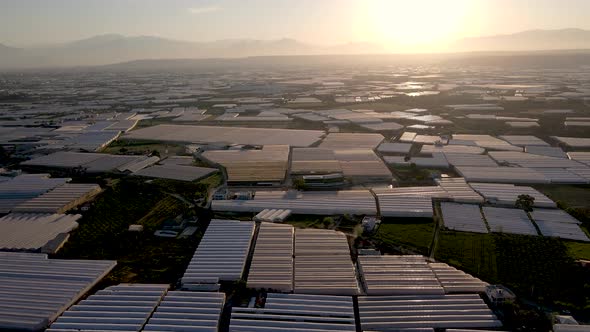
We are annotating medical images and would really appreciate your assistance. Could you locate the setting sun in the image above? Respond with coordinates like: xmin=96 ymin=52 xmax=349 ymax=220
xmin=358 ymin=0 xmax=475 ymax=51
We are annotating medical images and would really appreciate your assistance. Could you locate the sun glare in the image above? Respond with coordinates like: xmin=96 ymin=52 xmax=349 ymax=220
xmin=359 ymin=0 xmax=474 ymax=51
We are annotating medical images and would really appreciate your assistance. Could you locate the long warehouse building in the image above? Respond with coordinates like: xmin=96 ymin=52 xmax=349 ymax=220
xmin=47 ymin=284 xmax=169 ymax=332
xmin=247 ymin=223 xmax=294 ymax=292
xmin=229 ymin=293 xmax=356 ymax=332
xmin=358 ymin=294 xmax=502 ymax=331
xmin=181 ymin=220 xmax=255 ymax=287
xmin=294 ymin=229 xmax=359 ymax=295
xmin=0 ymin=252 xmax=116 ymax=332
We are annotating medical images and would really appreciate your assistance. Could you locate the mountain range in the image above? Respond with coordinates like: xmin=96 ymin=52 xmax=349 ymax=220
xmin=1 ymin=29 xmax=590 ymax=69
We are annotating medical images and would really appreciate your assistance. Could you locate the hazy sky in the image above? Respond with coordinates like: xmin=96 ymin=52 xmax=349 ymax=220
xmin=1 ymin=0 xmax=589 ymax=50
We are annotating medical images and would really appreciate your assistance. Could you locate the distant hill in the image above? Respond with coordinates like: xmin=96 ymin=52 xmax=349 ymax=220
xmin=0 ymin=35 xmax=332 ymax=69
xmin=0 ymin=43 xmax=17 ymax=52
xmin=2 ymin=29 xmax=590 ymax=69
xmin=453 ymin=29 xmax=590 ymax=52
xmin=96 ymin=51 xmax=590 ymax=72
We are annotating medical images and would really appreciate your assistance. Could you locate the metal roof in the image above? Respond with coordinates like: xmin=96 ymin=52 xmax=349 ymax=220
xmin=358 ymin=294 xmax=502 ymax=331
xmin=247 ymin=223 xmax=294 ymax=292
xmin=13 ymin=183 xmax=101 ymax=214
xmin=48 ymin=284 xmax=168 ymax=332
xmin=436 ymin=178 xmax=484 ymax=204
xmin=488 ymin=151 xmax=584 ymax=168
xmin=531 ymin=209 xmax=589 ymax=242
xmin=212 ymin=190 xmax=378 ymax=216
xmin=294 ymin=229 xmax=358 ymax=295
xmin=499 ymin=135 xmax=549 ymax=147
xmin=125 ymin=124 xmax=325 ymax=147
xmin=143 ymin=291 xmax=225 ymax=332
xmin=469 ymin=182 xmax=556 ymax=208
xmin=483 ymin=207 xmax=538 ymax=236
xmin=440 ymin=202 xmax=488 ymax=234
xmin=182 ymin=220 xmax=255 ymax=285
xmin=203 ymin=145 xmax=289 ymax=183
xmin=133 ymin=164 xmax=217 ymax=182
xmin=230 ymin=293 xmax=356 ymax=332
xmin=455 ymin=166 xmax=550 ymax=184
xmin=0 ymin=174 xmax=70 ymax=214
xmin=0 ymin=213 xmax=80 ymax=251
xmin=0 ymin=252 xmax=116 ymax=331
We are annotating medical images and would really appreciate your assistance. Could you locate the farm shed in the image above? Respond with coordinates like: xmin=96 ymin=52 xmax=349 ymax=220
xmin=440 ymin=202 xmax=488 ymax=233
xmin=444 ymin=153 xmax=498 ymax=167
xmin=377 ymin=142 xmax=413 ymax=154
xmin=452 ymin=134 xmax=521 ymax=151
xmin=0 ymin=174 xmax=70 ymax=213
xmin=318 ymin=133 xmax=384 ymax=149
xmin=143 ymin=291 xmax=225 ymax=332
xmin=358 ymin=255 xmax=488 ymax=296
xmin=483 ymin=207 xmax=538 ymax=236
xmin=212 ymin=190 xmax=378 ymax=216
xmin=294 ymin=229 xmax=359 ymax=295
xmin=133 ymin=164 xmax=217 ymax=182
xmin=229 ymin=293 xmax=356 ymax=332
xmin=22 ymin=151 xmax=156 ymax=173
xmin=48 ymin=284 xmax=168 ymax=332
xmin=13 ymin=183 xmax=102 ymax=213
xmin=202 ymin=145 xmax=289 ymax=184
xmin=552 ymin=136 xmax=590 ymax=148
xmin=455 ymin=166 xmax=550 ymax=184
xmin=469 ymin=182 xmax=556 ymax=208
xmin=499 ymin=135 xmax=549 ymax=147
xmin=525 ymin=146 xmax=568 ymax=159
xmin=531 ymin=209 xmax=589 ymax=242
xmin=358 ymin=293 xmax=502 ymax=331
xmin=247 ymin=223 xmax=294 ymax=292
xmin=182 ymin=220 xmax=255 ymax=286
xmin=290 ymin=148 xmax=342 ymax=175
xmin=0 ymin=213 xmax=80 ymax=252
xmin=0 ymin=252 xmax=116 ymax=331
xmin=488 ymin=151 xmax=584 ymax=168
xmin=435 ymin=177 xmax=484 ymax=203
xmin=125 ymin=124 xmax=325 ymax=147
xmin=421 ymin=145 xmax=486 ymax=155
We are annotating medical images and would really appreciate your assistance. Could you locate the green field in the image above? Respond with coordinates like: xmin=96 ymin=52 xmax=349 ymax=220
xmin=374 ymin=218 xmax=435 ymax=255
xmin=103 ymin=139 xmax=187 ymax=157
xmin=285 ymin=215 xmax=334 ymax=229
xmin=566 ymin=241 xmax=590 ymax=260
xmin=435 ymin=231 xmax=498 ymax=282
xmin=534 ymin=185 xmax=590 ymax=209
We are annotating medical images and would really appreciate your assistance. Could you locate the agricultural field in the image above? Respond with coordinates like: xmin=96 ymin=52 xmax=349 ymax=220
xmin=433 ymin=230 xmax=590 ymax=319
xmin=54 ymin=177 xmax=212 ymax=285
xmin=567 ymin=241 xmax=590 ymax=260
xmin=435 ymin=231 xmax=498 ymax=283
xmin=136 ymin=196 xmax=187 ymax=231
xmin=153 ymin=174 xmax=222 ymax=200
xmin=493 ymin=235 xmax=589 ymax=315
xmin=389 ymin=165 xmax=447 ymax=186
xmin=285 ymin=215 xmax=335 ymax=229
xmin=373 ymin=218 xmax=435 ymax=255
xmin=103 ymin=139 xmax=187 ymax=157
xmin=534 ymin=185 xmax=590 ymax=209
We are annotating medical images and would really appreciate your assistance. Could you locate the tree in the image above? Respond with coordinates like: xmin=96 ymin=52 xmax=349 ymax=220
xmin=323 ymin=217 xmax=334 ymax=228
xmin=515 ymin=194 xmax=535 ymax=212
xmin=292 ymin=178 xmax=307 ymax=190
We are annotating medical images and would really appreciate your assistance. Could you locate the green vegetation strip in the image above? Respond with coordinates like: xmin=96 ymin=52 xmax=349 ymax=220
xmin=374 ymin=218 xmax=435 ymax=255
